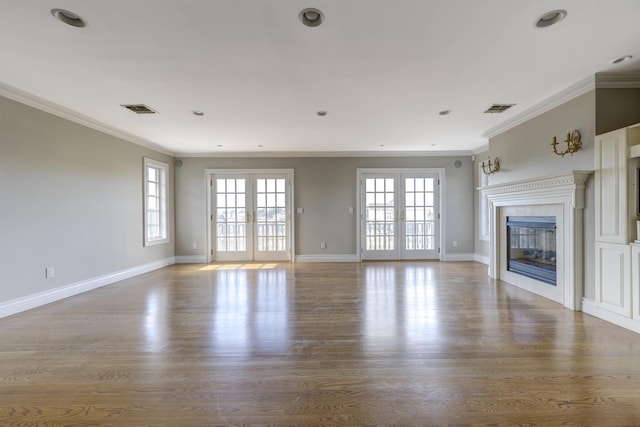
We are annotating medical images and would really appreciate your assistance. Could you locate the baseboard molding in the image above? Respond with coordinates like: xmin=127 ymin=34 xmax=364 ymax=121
xmin=175 ymin=255 xmax=208 ymax=264
xmin=0 ymin=257 xmax=175 ymax=319
xmin=474 ymin=254 xmax=490 ymax=265
xmin=582 ymin=298 xmax=640 ymax=334
xmin=442 ymin=253 xmax=475 ymax=262
xmin=295 ymin=254 xmax=360 ymax=263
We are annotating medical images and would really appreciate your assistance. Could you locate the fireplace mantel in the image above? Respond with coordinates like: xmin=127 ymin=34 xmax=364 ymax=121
xmin=482 ymin=171 xmax=593 ymax=310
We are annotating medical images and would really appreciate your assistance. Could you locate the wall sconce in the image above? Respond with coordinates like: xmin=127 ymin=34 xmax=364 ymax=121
xmin=551 ymin=129 xmax=582 ymax=157
xmin=481 ymin=158 xmax=500 ymax=175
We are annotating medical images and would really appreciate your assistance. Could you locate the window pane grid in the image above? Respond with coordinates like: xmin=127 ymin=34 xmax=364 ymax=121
xmin=365 ymin=178 xmax=395 ymax=251
xmin=216 ymin=178 xmax=247 ymax=253
xmin=404 ymin=177 xmax=435 ymax=250
xmin=144 ymin=160 xmax=168 ymax=244
xmin=256 ymin=178 xmax=287 ymax=252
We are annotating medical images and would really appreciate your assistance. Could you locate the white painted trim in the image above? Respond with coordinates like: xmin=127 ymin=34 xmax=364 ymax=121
xmin=483 ymin=75 xmax=595 ymax=139
xmin=474 ymin=254 xmax=490 ymax=265
xmin=0 ymin=82 xmax=174 ymax=156
xmin=175 ymin=255 xmax=208 ymax=264
xmin=205 ymin=169 xmax=295 ymax=263
xmin=295 ymin=254 xmax=360 ymax=263
xmin=144 ymin=157 xmax=170 ymax=247
xmin=356 ymin=168 xmax=445 ymax=262
xmin=582 ymin=298 xmax=640 ymax=334
xmin=485 ymin=171 xmax=593 ymax=311
xmin=0 ymin=257 xmax=175 ymax=319
xmin=442 ymin=253 xmax=476 ymax=262
xmin=177 ymin=150 xmax=475 ymax=158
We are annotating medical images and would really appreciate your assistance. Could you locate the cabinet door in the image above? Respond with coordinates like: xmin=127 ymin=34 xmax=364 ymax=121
xmin=595 ymin=128 xmax=627 ymax=244
xmin=595 ymin=242 xmax=631 ymax=317
xmin=632 ymin=245 xmax=640 ymax=320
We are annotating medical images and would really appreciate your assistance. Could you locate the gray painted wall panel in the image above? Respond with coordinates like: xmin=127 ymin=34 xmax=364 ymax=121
xmin=0 ymin=96 xmax=174 ymax=304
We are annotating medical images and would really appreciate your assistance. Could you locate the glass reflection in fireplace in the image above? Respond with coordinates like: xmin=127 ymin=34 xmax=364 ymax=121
xmin=506 ymin=216 xmax=556 ymax=286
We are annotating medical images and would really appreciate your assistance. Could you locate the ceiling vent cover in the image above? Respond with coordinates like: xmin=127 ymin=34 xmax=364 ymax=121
xmin=121 ymin=104 xmax=158 ymax=114
xmin=484 ymin=104 xmax=515 ymax=114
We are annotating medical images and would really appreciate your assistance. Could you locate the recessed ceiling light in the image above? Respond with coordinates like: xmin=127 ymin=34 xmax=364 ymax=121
xmin=299 ymin=8 xmax=324 ymax=27
xmin=439 ymin=110 xmax=451 ymax=116
xmin=258 ymin=145 xmax=263 ymax=148
xmin=536 ymin=9 xmax=567 ymax=28
xmin=192 ymin=110 xmax=204 ymax=116
xmin=317 ymin=111 xmax=327 ymax=116
xmin=50 ymin=8 xmax=86 ymax=28
xmin=217 ymin=145 xmax=223 ymax=148
xmin=610 ymin=55 xmax=633 ymax=65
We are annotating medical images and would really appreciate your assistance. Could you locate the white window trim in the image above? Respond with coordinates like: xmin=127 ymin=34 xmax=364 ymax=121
xmin=478 ymin=162 xmax=490 ymax=241
xmin=144 ymin=157 xmax=170 ymax=246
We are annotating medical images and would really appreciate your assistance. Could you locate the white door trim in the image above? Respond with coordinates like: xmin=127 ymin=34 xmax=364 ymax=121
xmin=356 ymin=168 xmax=444 ymax=261
xmin=205 ymin=169 xmax=295 ymax=263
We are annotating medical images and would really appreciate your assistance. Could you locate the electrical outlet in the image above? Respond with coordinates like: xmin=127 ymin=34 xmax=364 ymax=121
xmin=192 ymin=242 xmax=198 ymax=249
xmin=45 ymin=267 xmax=55 ymax=279
xmin=321 ymin=242 xmax=327 ymax=249
xmin=453 ymin=241 xmax=458 ymax=247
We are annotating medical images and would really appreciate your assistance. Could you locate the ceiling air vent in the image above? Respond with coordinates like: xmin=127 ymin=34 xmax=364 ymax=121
xmin=483 ymin=104 xmax=515 ymax=114
xmin=121 ymin=104 xmax=158 ymax=114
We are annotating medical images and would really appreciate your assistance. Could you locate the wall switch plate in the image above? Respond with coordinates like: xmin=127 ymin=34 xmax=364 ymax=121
xmin=192 ymin=242 xmax=198 ymax=249
xmin=321 ymin=242 xmax=327 ymax=249
xmin=45 ymin=267 xmax=55 ymax=278
xmin=297 ymin=207 xmax=304 ymax=214
xmin=348 ymin=207 xmax=354 ymax=214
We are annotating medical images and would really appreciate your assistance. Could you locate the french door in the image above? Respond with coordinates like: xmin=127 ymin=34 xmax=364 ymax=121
xmin=360 ymin=170 xmax=440 ymax=260
xmin=211 ymin=171 xmax=292 ymax=261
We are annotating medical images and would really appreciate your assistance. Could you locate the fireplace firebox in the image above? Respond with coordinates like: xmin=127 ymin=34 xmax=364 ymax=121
xmin=506 ymin=216 xmax=556 ymax=286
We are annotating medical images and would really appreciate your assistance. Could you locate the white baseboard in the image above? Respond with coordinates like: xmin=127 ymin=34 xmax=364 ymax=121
xmin=474 ymin=254 xmax=490 ymax=265
xmin=442 ymin=253 xmax=475 ymax=262
xmin=0 ymin=257 xmax=175 ymax=319
xmin=295 ymin=254 xmax=359 ymax=263
xmin=582 ymin=298 xmax=640 ymax=334
xmin=175 ymin=255 xmax=208 ymax=264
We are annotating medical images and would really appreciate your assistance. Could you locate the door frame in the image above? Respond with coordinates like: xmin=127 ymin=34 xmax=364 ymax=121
xmin=356 ymin=168 xmax=444 ymax=261
xmin=205 ymin=169 xmax=295 ymax=263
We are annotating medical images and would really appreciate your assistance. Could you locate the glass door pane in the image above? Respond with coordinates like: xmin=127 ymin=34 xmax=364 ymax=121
xmin=214 ymin=177 xmax=251 ymax=261
xmin=401 ymin=174 xmax=438 ymax=259
xmin=254 ymin=176 xmax=289 ymax=261
xmin=361 ymin=175 xmax=399 ymax=260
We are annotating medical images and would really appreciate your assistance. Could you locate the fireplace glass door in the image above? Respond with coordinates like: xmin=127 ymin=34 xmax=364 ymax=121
xmin=506 ymin=216 xmax=556 ymax=285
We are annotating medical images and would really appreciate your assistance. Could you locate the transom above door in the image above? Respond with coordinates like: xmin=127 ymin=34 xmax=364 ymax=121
xmin=358 ymin=169 xmax=442 ymax=261
xmin=207 ymin=169 xmax=294 ymax=262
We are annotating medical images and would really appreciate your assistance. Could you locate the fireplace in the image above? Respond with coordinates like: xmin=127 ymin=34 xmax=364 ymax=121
xmin=506 ymin=216 xmax=556 ymax=286
xmin=483 ymin=171 xmax=592 ymax=310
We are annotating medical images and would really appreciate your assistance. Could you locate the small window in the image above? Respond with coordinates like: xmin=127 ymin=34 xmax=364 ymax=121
xmin=478 ymin=162 xmax=490 ymax=241
xmin=144 ymin=158 xmax=169 ymax=246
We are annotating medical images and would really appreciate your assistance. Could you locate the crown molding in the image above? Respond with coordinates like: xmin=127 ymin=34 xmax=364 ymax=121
xmin=0 ymin=82 xmax=174 ymax=156
xmin=176 ymin=149 xmax=475 ymax=158
xmin=483 ymin=75 xmax=596 ymax=140
xmin=595 ymin=72 xmax=640 ymax=88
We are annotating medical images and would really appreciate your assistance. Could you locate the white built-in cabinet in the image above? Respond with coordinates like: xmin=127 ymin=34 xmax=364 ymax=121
xmin=593 ymin=124 xmax=640 ymax=330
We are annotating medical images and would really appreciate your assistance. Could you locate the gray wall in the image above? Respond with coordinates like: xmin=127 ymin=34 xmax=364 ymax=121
xmin=175 ymin=156 xmax=474 ymax=259
xmin=596 ymin=88 xmax=640 ymax=134
xmin=0 ymin=96 xmax=174 ymax=304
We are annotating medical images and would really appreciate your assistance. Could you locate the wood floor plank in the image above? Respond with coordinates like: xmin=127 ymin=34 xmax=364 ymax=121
xmin=1 ymin=261 xmax=640 ymax=425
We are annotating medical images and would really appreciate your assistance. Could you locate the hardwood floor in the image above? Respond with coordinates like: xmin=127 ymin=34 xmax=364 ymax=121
xmin=1 ymin=261 xmax=640 ymax=426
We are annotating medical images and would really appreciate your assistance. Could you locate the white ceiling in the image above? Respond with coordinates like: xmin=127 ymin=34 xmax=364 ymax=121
xmin=1 ymin=1 xmax=639 ymax=156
